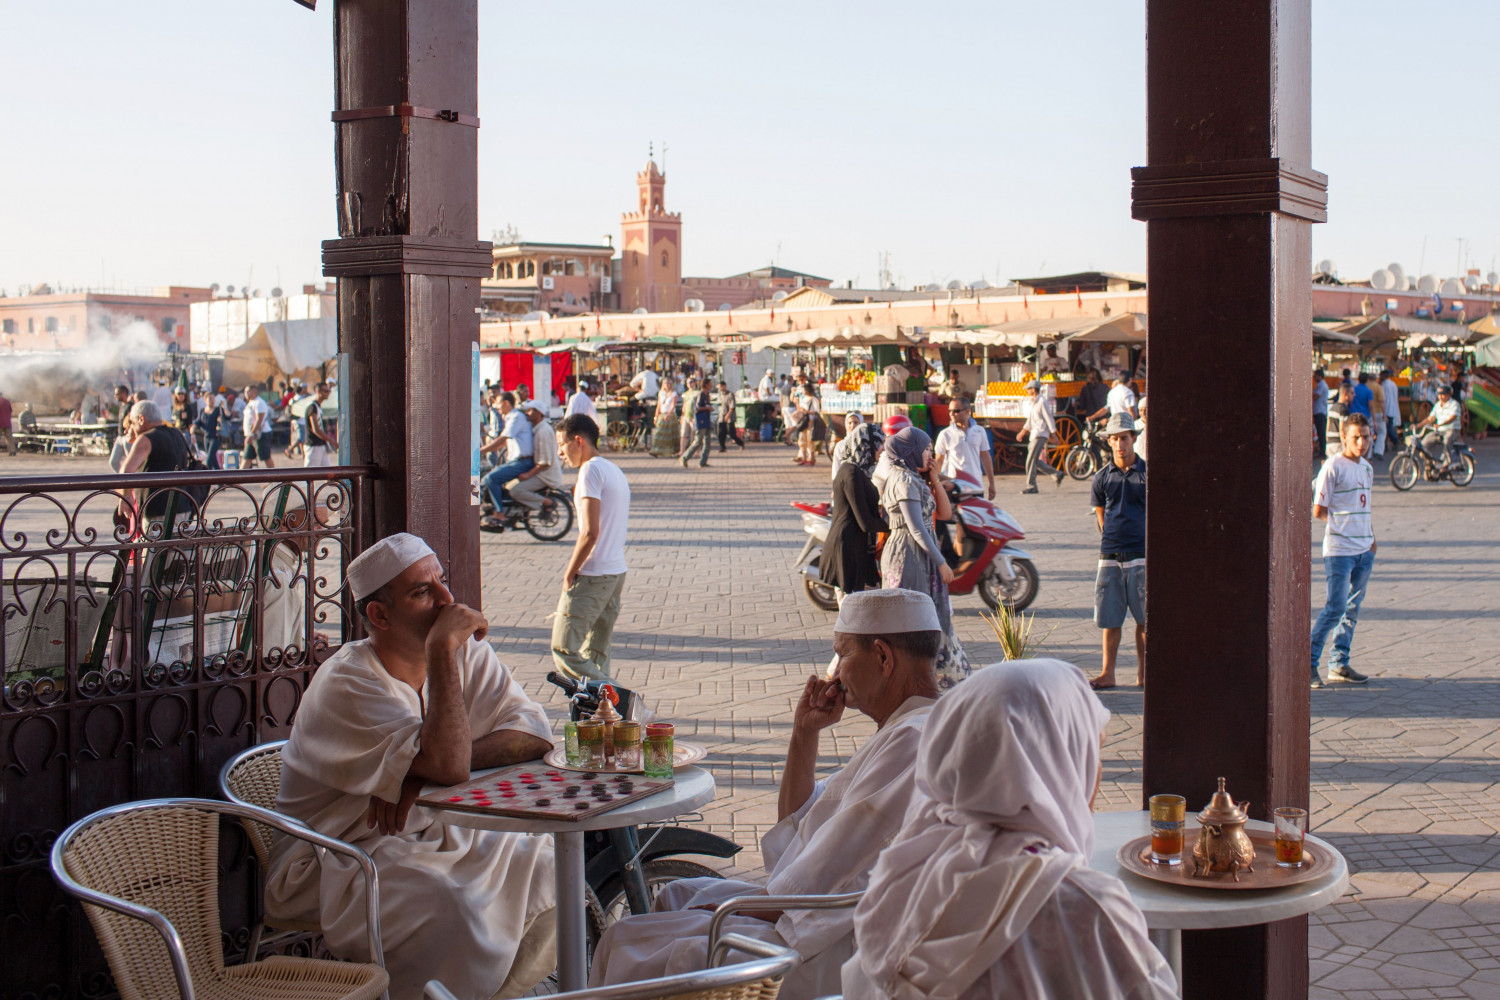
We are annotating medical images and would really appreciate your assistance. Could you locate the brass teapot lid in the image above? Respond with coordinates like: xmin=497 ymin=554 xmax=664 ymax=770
xmin=1198 ymin=777 xmax=1249 ymax=825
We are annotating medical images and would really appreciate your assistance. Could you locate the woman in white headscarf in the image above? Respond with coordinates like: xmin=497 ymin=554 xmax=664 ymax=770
xmin=843 ymin=659 xmax=1177 ymax=1000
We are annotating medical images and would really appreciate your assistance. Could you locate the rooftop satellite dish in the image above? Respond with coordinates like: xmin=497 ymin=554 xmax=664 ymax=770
xmin=271 ymin=286 xmax=283 ymax=298
xmin=1464 ymin=274 xmax=1481 ymax=291
xmin=1417 ymin=274 xmax=1439 ymax=294
xmin=969 ymin=280 xmax=991 ymax=290
xmin=632 ymin=307 xmax=648 ymax=315
xmin=226 ymin=285 xmax=235 ymax=295
xmin=717 ymin=302 xmax=732 ymax=311
xmin=1488 ymin=271 xmax=1499 ymax=286
xmin=771 ymin=290 xmax=789 ymax=302
xmin=924 ymin=283 xmax=941 ymax=292
xmin=252 ymin=289 xmax=262 ymax=298
xmin=1388 ymin=263 xmax=1406 ymax=283
xmin=684 ymin=298 xmax=705 ymax=312
xmin=1370 ymin=269 xmax=1395 ymax=290
xmin=945 ymin=280 xmax=964 ymax=290
xmin=209 ymin=283 xmax=220 ymax=294
xmin=1316 ymin=259 xmax=1336 ymax=276
xmin=1406 ymin=277 xmax=1417 ymax=290
xmin=1440 ymin=278 xmax=1464 ymax=298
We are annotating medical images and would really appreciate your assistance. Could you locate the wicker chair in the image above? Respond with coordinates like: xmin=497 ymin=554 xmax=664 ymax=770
xmin=52 ymin=798 xmax=388 ymax=1000
xmin=218 ymin=740 xmax=323 ymax=957
xmin=425 ymin=933 xmax=798 ymax=1000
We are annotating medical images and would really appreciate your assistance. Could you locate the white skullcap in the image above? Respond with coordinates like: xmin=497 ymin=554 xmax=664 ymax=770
xmin=834 ymin=588 xmax=941 ymax=634
xmin=347 ymin=532 xmax=437 ymax=601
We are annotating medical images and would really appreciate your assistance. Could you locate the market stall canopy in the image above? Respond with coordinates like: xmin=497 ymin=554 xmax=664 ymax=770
xmin=747 ymin=324 xmax=921 ymax=352
xmin=1473 ymin=335 xmax=1500 ymax=368
xmin=1387 ymin=313 xmax=1481 ymax=342
xmin=221 ymin=316 xmax=336 ymax=387
xmin=1468 ymin=314 xmax=1500 ymax=339
xmin=929 ymin=313 xmax=1145 ymax=348
xmin=1312 ymin=322 xmax=1361 ymax=345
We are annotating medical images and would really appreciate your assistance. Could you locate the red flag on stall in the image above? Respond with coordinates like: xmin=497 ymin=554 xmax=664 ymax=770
xmin=1076 ymin=286 xmax=1083 ymax=308
xmin=770 ymin=306 xmax=775 ymax=322
xmin=931 ymin=297 xmax=937 ymax=313
xmin=595 ymin=310 xmax=601 ymax=331
xmin=1023 ymin=295 xmax=1030 ymax=313
xmin=728 ymin=310 xmax=733 ymax=326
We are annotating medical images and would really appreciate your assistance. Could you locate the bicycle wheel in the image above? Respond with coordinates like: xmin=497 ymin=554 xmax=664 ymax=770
xmin=1388 ymin=454 xmax=1418 ymax=491
xmin=1450 ymin=453 xmax=1476 ymax=487
xmin=1065 ymin=446 xmax=1097 ymax=481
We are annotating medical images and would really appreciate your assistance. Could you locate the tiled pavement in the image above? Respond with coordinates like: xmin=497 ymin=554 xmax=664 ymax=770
xmin=480 ymin=434 xmax=1500 ymax=999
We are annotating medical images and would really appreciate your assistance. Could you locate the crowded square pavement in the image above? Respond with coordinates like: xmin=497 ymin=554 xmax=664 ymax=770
xmin=479 ymin=436 xmax=1500 ymax=1000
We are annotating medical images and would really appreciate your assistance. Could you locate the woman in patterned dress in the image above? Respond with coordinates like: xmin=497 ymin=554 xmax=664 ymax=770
xmin=879 ymin=426 xmax=972 ymax=690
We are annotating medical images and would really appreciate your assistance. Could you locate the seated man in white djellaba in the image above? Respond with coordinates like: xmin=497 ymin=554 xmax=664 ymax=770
xmin=265 ymin=532 xmax=557 ymax=1000
xmin=589 ymin=588 xmax=940 ymax=999
xmin=842 ymin=659 xmax=1178 ymax=1000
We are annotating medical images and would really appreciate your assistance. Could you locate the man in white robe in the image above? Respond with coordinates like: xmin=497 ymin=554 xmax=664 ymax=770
xmin=265 ymin=533 xmax=558 ymax=1000
xmin=588 ymin=588 xmax=941 ymax=999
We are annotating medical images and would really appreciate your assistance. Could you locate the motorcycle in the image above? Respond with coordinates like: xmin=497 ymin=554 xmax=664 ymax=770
xmin=479 ymin=482 xmax=576 ymax=541
xmin=1389 ymin=428 xmax=1476 ymax=490
xmin=790 ymin=469 xmax=1040 ymax=612
xmin=543 ymin=672 xmax=742 ymax=952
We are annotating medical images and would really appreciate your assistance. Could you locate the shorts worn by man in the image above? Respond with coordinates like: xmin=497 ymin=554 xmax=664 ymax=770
xmin=589 ymin=589 xmax=940 ymax=1000
xmin=552 ymin=414 xmax=630 ymax=681
xmin=1310 ymin=415 xmax=1374 ymax=688
xmin=1088 ymin=413 xmax=1146 ymax=691
xmin=266 ymin=533 xmax=557 ymax=1000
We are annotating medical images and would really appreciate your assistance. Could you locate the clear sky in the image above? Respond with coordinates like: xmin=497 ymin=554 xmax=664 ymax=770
xmin=3 ymin=0 xmax=1496 ymax=295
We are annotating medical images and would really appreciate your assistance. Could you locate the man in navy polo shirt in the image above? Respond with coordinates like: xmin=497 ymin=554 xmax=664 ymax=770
xmin=1089 ymin=413 xmax=1146 ymax=690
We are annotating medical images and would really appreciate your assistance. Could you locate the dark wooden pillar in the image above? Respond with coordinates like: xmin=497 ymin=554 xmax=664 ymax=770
xmin=1134 ymin=1 xmax=1325 ymax=997
xmin=323 ymin=0 xmax=491 ymax=606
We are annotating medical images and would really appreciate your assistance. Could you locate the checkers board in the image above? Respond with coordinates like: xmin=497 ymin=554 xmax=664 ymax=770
xmin=418 ymin=761 xmax=673 ymax=821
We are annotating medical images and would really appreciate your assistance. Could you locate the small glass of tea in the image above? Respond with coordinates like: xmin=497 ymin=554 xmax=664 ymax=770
xmin=1274 ymin=806 xmax=1308 ymax=867
xmin=1149 ymin=794 xmax=1186 ymax=865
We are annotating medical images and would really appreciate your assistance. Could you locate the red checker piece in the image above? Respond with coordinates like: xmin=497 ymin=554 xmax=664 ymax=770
xmin=448 ymin=796 xmax=463 ymax=802
xmin=501 ymin=791 xmax=517 ymax=798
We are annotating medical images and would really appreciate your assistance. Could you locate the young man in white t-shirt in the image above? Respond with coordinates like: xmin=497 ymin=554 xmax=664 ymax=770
xmin=934 ymin=398 xmax=995 ymax=498
xmin=554 ymin=413 xmax=630 ymax=681
xmin=240 ymin=385 xmax=275 ymax=469
xmin=1310 ymin=413 xmax=1375 ymax=688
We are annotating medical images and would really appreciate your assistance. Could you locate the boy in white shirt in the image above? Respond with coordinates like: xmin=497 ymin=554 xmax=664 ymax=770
xmin=1310 ymin=413 xmax=1375 ymax=688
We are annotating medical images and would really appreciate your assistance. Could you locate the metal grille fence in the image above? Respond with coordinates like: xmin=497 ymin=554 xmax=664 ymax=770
xmin=0 ymin=465 xmax=372 ymax=1000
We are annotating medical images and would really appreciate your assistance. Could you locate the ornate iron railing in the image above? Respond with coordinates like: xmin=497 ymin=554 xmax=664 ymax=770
xmin=0 ymin=466 xmax=372 ymax=1000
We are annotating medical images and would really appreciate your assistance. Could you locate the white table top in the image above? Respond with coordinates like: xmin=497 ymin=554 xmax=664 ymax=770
xmin=425 ymin=764 xmax=716 ymax=835
xmin=1091 ymin=810 xmax=1349 ymax=930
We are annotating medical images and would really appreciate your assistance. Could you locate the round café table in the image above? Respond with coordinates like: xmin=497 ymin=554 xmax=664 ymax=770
xmin=1092 ymin=810 xmax=1349 ymax=996
xmin=426 ymin=764 xmax=716 ymax=992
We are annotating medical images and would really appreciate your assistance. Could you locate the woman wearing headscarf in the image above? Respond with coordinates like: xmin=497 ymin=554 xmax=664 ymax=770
xmin=649 ymin=379 xmax=680 ymax=457
xmin=829 ymin=411 xmax=864 ymax=480
xmin=843 ymin=660 xmax=1177 ymax=1000
xmin=822 ymin=422 xmax=886 ymax=601
xmin=879 ymin=427 xmax=970 ymax=689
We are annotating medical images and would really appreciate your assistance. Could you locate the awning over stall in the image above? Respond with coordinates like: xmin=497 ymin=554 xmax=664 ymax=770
xmin=929 ymin=313 xmax=1146 ymax=347
xmin=747 ymin=324 xmax=922 ymax=352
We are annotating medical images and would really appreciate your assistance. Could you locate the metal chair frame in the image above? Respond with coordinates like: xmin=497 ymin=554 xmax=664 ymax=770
xmin=706 ymin=891 xmax=865 ymax=957
xmin=424 ymin=933 xmax=799 ymax=1000
xmin=50 ymin=797 xmax=386 ymax=1000
xmin=218 ymin=740 xmax=311 ymax=957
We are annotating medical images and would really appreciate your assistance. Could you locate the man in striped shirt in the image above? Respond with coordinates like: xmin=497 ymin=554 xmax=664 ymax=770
xmin=1310 ymin=413 xmax=1375 ymax=688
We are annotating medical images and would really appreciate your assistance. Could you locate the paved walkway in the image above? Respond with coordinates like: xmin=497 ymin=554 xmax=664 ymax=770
xmin=479 ymin=434 xmax=1500 ymax=1000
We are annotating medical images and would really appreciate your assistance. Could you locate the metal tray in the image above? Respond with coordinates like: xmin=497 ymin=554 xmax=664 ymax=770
xmin=543 ymin=739 xmax=707 ymax=774
xmin=1117 ymin=827 xmax=1332 ymax=890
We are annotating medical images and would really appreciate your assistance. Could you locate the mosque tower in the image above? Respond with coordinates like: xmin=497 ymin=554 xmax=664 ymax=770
xmin=619 ymin=150 xmax=683 ymax=313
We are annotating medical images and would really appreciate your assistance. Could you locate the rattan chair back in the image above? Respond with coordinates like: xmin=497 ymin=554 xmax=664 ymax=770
xmin=220 ymin=740 xmax=288 ymax=869
xmin=61 ymin=805 xmax=228 ymax=1000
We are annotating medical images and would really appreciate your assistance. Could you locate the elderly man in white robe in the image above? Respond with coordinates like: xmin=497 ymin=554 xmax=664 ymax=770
xmin=265 ymin=533 xmax=557 ymax=1000
xmin=843 ymin=659 xmax=1177 ymax=999
xmin=588 ymin=588 xmax=941 ymax=999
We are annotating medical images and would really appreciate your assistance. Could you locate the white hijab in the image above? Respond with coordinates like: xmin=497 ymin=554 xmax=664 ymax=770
xmin=850 ymin=659 xmax=1110 ymax=1000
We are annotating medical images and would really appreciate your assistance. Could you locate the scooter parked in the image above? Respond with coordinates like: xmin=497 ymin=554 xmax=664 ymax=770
xmin=790 ymin=470 xmax=1040 ymax=612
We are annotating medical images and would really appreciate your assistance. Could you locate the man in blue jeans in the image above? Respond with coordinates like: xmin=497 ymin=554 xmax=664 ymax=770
xmin=1310 ymin=413 xmax=1375 ymax=688
xmin=480 ymin=392 xmax=534 ymax=509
